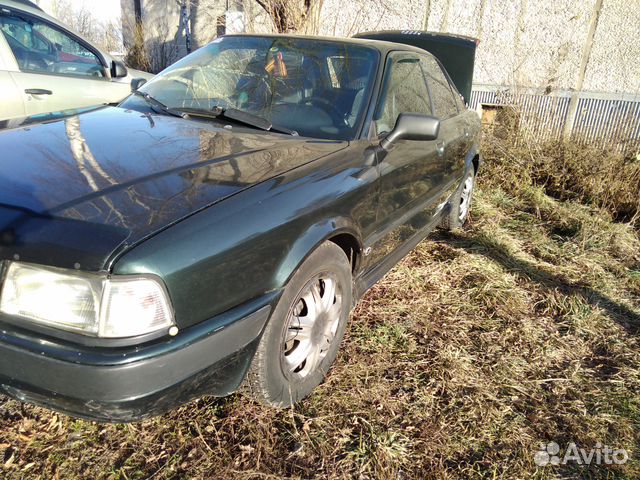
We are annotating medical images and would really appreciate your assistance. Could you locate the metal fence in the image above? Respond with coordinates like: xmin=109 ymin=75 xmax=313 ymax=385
xmin=470 ymin=85 xmax=640 ymax=153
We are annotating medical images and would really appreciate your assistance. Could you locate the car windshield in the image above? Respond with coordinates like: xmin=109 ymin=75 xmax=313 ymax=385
xmin=136 ymin=36 xmax=379 ymax=140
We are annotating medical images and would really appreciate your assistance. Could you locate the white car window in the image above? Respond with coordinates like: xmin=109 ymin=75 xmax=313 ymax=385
xmin=0 ymin=12 xmax=105 ymax=78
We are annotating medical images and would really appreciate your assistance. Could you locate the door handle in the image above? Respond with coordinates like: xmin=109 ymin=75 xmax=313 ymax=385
xmin=436 ymin=141 xmax=445 ymax=157
xmin=25 ymin=88 xmax=53 ymax=95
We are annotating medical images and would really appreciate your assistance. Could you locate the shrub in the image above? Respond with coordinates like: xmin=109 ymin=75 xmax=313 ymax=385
xmin=481 ymin=121 xmax=640 ymax=228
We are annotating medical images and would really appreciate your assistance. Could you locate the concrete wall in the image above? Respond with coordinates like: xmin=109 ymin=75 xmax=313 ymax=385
xmin=317 ymin=0 xmax=640 ymax=95
xmin=583 ymin=0 xmax=640 ymax=93
xmin=121 ymin=0 xmax=640 ymax=95
xmin=317 ymin=0 xmax=428 ymax=38
xmin=418 ymin=0 xmax=597 ymax=91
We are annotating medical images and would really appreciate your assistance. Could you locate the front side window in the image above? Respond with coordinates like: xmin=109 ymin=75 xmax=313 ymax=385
xmin=135 ymin=36 xmax=379 ymax=140
xmin=373 ymin=53 xmax=432 ymax=135
xmin=0 ymin=13 xmax=105 ymax=78
xmin=420 ymin=55 xmax=459 ymax=119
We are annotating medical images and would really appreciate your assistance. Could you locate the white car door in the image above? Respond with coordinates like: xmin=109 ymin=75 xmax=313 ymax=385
xmin=0 ymin=31 xmax=25 ymax=121
xmin=0 ymin=9 xmax=129 ymax=118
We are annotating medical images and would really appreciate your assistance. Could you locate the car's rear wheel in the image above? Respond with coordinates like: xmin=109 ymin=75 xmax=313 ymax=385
xmin=243 ymin=241 xmax=352 ymax=407
xmin=441 ymin=167 xmax=476 ymax=230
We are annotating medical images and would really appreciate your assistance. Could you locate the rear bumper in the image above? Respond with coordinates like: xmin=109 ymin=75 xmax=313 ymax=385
xmin=0 ymin=295 xmax=275 ymax=422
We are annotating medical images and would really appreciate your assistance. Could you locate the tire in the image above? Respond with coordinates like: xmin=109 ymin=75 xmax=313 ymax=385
xmin=441 ymin=166 xmax=476 ymax=230
xmin=243 ymin=241 xmax=353 ymax=407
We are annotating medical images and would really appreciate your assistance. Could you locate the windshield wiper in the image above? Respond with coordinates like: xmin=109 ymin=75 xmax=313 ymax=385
xmin=176 ymin=106 xmax=298 ymax=136
xmin=133 ymin=91 xmax=185 ymax=119
xmin=132 ymin=95 xmax=298 ymax=136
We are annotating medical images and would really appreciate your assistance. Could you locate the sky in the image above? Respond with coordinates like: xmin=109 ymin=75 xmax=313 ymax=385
xmin=36 ymin=0 xmax=122 ymax=23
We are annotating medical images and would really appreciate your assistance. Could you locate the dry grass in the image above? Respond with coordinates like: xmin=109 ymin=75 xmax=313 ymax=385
xmin=1 ymin=132 xmax=639 ymax=479
xmin=484 ymin=113 xmax=640 ymax=227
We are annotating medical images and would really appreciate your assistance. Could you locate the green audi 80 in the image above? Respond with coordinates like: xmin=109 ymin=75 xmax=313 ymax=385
xmin=0 ymin=32 xmax=481 ymax=422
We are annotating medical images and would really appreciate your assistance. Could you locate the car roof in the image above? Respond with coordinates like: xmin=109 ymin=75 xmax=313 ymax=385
xmin=1 ymin=0 xmax=109 ymax=58
xmin=1 ymin=0 xmax=44 ymax=13
xmin=222 ymin=34 xmax=435 ymax=57
xmin=1 ymin=0 xmax=64 ymax=26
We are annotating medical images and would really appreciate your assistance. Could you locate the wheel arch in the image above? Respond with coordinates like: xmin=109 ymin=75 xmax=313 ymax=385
xmin=465 ymin=144 xmax=482 ymax=175
xmin=274 ymin=217 xmax=363 ymax=290
xmin=328 ymin=232 xmax=361 ymax=273
xmin=471 ymin=154 xmax=480 ymax=174
xmin=465 ymin=143 xmax=481 ymax=175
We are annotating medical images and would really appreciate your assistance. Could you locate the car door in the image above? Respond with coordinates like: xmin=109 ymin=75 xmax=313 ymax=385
xmin=420 ymin=54 xmax=467 ymax=192
xmin=366 ymin=51 xmax=447 ymax=267
xmin=0 ymin=31 xmax=25 ymax=122
xmin=0 ymin=9 xmax=127 ymax=117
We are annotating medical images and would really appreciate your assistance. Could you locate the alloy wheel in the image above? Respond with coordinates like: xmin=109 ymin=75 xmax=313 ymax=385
xmin=458 ymin=172 xmax=475 ymax=222
xmin=281 ymin=273 xmax=342 ymax=378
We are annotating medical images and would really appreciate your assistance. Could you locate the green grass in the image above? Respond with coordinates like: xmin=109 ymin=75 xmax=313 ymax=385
xmin=1 ymin=134 xmax=639 ymax=479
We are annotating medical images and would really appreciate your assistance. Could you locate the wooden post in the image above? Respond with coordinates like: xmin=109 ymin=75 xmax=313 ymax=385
xmin=563 ymin=0 xmax=604 ymax=141
xmin=423 ymin=0 xmax=431 ymax=30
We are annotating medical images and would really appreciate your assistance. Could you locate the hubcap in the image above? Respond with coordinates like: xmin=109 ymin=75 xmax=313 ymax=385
xmin=459 ymin=172 xmax=475 ymax=222
xmin=282 ymin=273 xmax=342 ymax=378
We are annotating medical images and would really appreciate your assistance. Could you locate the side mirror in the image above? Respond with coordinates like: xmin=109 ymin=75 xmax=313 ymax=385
xmin=380 ymin=113 xmax=440 ymax=150
xmin=111 ymin=60 xmax=128 ymax=78
xmin=131 ymin=77 xmax=147 ymax=91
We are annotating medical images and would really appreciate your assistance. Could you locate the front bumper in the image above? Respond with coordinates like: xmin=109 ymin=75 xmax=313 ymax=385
xmin=0 ymin=295 xmax=275 ymax=422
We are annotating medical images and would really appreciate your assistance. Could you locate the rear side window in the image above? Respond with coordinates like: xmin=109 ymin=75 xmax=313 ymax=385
xmin=420 ymin=55 xmax=459 ymax=119
xmin=374 ymin=53 xmax=433 ymax=135
xmin=0 ymin=12 xmax=105 ymax=78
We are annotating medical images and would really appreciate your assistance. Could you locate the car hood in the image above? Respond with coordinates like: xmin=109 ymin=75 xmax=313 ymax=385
xmin=0 ymin=107 xmax=346 ymax=271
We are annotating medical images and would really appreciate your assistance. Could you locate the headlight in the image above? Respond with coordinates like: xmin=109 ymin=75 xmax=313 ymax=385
xmin=0 ymin=262 xmax=175 ymax=338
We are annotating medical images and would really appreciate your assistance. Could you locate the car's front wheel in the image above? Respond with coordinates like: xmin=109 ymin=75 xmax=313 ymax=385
xmin=243 ymin=241 xmax=352 ymax=407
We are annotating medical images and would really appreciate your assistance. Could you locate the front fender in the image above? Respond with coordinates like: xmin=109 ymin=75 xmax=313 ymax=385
xmin=275 ymin=218 xmax=363 ymax=286
xmin=113 ymin=144 xmax=378 ymax=329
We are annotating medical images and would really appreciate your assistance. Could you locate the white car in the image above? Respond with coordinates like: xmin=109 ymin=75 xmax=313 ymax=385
xmin=0 ymin=0 xmax=151 ymax=123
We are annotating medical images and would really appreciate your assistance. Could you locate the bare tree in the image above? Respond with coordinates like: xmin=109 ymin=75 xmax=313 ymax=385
xmin=122 ymin=13 xmax=180 ymax=73
xmin=123 ymin=20 xmax=151 ymax=71
xmin=253 ymin=0 xmax=319 ymax=33
xmin=51 ymin=0 xmax=95 ymax=37
xmin=98 ymin=18 xmax=125 ymax=53
xmin=50 ymin=0 xmax=124 ymax=54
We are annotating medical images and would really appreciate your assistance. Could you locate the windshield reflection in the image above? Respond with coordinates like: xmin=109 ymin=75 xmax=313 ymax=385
xmin=127 ymin=36 xmax=379 ymax=140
